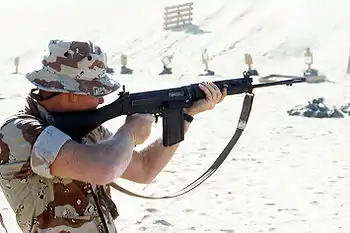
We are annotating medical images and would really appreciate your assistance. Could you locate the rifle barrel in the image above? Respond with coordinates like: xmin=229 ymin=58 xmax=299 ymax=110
xmin=252 ymin=77 xmax=306 ymax=89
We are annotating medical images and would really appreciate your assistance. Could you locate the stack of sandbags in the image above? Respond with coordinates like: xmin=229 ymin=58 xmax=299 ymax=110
xmin=287 ymin=98 xmax=344 ymax=118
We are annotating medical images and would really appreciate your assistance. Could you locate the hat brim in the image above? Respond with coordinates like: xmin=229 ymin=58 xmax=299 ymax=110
xmin=25 ymin=69 xmax=121 ymax=97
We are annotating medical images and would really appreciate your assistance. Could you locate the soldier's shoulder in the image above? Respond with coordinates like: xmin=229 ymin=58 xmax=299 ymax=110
xmin=0 ymin=111 xmax=46 ymax=146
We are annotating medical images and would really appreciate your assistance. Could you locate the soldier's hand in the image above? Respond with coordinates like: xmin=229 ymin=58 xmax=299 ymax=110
xmin=124 ymin=114 xmax=155 ymax=145
xmin=185 ymin=82 xmax=227 ymax=116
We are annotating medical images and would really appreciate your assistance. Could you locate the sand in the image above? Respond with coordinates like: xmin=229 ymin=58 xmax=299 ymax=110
xmin=1 ymin=0 xmax=350 ymax=232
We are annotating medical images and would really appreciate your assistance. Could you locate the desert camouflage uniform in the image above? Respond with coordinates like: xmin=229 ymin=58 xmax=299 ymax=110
xmin=0 ymin=39 xmax=122 ymax=232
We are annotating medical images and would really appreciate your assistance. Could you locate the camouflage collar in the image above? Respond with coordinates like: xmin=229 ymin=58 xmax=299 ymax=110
xmin=25 ymin=95 xmax=54 ymax=125
xmin=36 ymin=104 xmax=55 ymax=125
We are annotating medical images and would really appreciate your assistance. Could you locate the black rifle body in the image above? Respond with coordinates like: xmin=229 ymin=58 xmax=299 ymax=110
xmin=50 ymin=74 xmax=304 ymax=146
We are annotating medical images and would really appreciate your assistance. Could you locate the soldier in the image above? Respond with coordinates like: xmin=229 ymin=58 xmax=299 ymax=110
xmin=0 ymin=39 xmax=226 ymax=232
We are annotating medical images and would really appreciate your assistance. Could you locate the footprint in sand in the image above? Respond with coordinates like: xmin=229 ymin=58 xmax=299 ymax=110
xmin=153 ymin=219 xmax=172 ymax=226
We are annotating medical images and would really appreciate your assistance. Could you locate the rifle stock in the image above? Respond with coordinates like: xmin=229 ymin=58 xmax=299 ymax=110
xmin=49 ymin=72 xmax=306 ymax=146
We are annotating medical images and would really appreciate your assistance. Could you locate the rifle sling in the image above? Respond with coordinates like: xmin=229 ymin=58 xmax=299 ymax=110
xmin=109 ymin=92 xmax=255 ymax=199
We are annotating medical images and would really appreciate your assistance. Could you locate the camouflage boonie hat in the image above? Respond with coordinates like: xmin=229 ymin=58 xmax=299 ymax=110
xmin=25 ymin=39 xmax=120 ymax=97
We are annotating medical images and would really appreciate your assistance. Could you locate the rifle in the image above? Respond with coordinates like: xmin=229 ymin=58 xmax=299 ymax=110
xmin=49 ymin=71 xmax=306 ymax=199
xmin=50 ymin=71 xmax=306 ymax=146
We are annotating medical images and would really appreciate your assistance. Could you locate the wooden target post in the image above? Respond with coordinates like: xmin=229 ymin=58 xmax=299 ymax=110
xmin=304 ymin=48 xmax=313 ymax=72
xmin=302 ymin=48 xmax=328 ymax=83
xmin=159 ymin=55 xmax=173 ymax=75
xmin=120 ymin=54 xmax=133 ymax=74
xmin=200 ymin=48 xmax=215 ymax=76
xmin=244 ymin=53 xmax=259 ymax=76
xmin=14 ymin=56 xmax=20 ymax=74
xmin=347 ymin=47 xmax=350 ymax=74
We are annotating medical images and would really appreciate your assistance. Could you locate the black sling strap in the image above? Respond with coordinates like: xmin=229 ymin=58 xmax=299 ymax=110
xmin=109 ymin=92 xmax=255 ymax=199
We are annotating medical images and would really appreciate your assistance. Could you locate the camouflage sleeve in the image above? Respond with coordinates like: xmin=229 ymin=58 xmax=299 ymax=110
xmin=0 ymin=117 xmax=71 ymax=180
xmin=30 ymin=125 xmax=71 ymax=178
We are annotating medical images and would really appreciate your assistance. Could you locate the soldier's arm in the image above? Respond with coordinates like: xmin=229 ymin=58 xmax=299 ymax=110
xmin=120 ymin=121 xmax=192 ymax=184
xmin=48 ymin=125 xmax=136 ymax=184
xmin=0 ymin=116 xmax=136 ymax=184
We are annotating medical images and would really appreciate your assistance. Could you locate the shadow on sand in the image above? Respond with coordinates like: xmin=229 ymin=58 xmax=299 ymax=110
xmin=166 ymin=24 xmax=211 ymax=35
